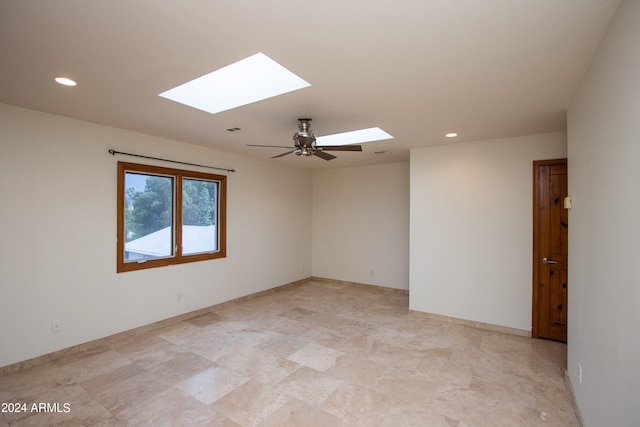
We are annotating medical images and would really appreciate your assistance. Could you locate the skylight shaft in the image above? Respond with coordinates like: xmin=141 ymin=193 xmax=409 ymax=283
xmin=316 ymin=127 xmax=393 ymax=146
xmin=159 ymin=52 xmax=311 ymax=115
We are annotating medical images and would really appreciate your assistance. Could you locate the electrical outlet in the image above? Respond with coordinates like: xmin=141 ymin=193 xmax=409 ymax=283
xmin=52 ymin=320 xmax=62 ymax=333
xmin=176 ymin=293 xmax=182 ymax=302
xmin=370 ymin=270 xmax=375 ymax=276
xmin=578 ymin=363 xmax=582 ymax=384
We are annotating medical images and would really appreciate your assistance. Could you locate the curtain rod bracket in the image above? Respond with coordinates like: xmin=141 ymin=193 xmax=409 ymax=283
xmin=108 ymin=149 xmax=235 ymax=173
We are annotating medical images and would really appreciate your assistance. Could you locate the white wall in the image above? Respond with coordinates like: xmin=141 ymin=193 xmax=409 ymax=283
xmin=0 ymin=104 xmax=312 ymax=368
xmin=312 ymin=162 xmax=410 ymax=290
xmin=567 ymin=1 xmax=640 ymax=424
xmin=409 ymin=133 xmax=566 ymax=331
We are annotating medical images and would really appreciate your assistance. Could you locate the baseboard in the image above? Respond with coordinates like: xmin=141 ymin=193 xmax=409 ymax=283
xmin=0 ymin=277 xmax=313 ymax=375
xmin=311 ymin=276 xmax=409 ymax=295
xmin=564 ymin=370 xmax=585 ymax=427
xmin=408 ymin=310 xmax=531 ymax=338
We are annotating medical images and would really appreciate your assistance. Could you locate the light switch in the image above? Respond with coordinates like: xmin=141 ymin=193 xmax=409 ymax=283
xmin=564 ymin=196 xmax=572 ymax=209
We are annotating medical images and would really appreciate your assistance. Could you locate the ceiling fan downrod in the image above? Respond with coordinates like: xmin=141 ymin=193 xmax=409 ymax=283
xmin=297 ymin=118 xmax=311 ymax=132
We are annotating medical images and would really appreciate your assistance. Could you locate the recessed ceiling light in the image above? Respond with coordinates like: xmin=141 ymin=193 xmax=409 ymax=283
xmin=316 ymin=127 xmax=393 ymax=146
xmin=55 ymin=77 xmax=77 ymax=86
xmin=445 ymin=132 xmax=458 ymax=138
xmin=159 ymin=52 xmax=311 ymax=115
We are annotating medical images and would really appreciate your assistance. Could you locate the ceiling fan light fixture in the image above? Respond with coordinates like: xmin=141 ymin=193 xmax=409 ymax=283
xmin=295 ymin=147 xmax=312 ymax=157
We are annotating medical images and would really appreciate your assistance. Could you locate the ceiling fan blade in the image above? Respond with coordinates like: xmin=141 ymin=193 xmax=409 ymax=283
xmin=313 ymin=150 xmax=337 ymax=161
xmin=272 ymin=150 xmax=295 ymax=159
xmin=318 ymin=144 xmax=363 ymax=152
xmin=248 ymin=144 xmax=296 ymax=149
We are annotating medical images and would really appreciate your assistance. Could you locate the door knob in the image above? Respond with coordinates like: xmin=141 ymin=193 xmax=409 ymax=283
xmin=542 ymin=257 xmax=558 ymax=265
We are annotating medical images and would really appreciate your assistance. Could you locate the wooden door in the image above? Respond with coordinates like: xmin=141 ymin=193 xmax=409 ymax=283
xmin=532 ymin=159 xmax=568 ymax=342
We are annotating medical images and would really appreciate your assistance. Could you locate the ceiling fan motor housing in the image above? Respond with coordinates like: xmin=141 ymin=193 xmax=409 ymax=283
xmin=293 ymin=118 xmax=316 ymax=152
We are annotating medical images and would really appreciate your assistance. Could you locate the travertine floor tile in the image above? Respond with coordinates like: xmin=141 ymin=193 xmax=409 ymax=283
xmin=212 ymin=380 xmax=289 ymax=426
xmin=184 ymin=331 xmax=239 ymax=362
xmin=286 ymin=342 xmax=344 ymax=372
xmin=155 ymin=321 xmax=203 ymax=345
xmin=381 ymin=403 xmax=463 ymax=427
xmin=276 ymin=366 xmax=344 ymax=405
xmin=325 ymin=354 xmax=386 ymax=388
xmin=320 ymin=383 xmax=393 ymax=425
xmin=258 ymin=398 xmax=347 ymax=427
xmin=0 ymin=280 xmax=578 ymax=426
xmin=374 ymin=367 xmax=439 ymax=406
xmin=113 ymin=387 xmax=230 ymax=427
xmin=176 ymin=365 xmax=249 ymax=405
xmin=146 ymin=351 xmax=214 ymax=385
xmin=110 ymin=334 xmax=186 ymax=368
xmin=0 ymin=364 xmax=72 ymax=403
xmin=256 ymin=333 xmax=309 ymax=359
xmin=215 ymin=344 xmax=300 ymax=386
xmin=58 ymin=349 xmax=133 ymax=383
xmin=81 ymin=364 xmax=171 ymax=414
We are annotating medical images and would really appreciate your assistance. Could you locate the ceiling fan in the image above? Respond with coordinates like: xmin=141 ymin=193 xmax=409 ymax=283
xmin=248 ymin=118 xmax=362 ymax=161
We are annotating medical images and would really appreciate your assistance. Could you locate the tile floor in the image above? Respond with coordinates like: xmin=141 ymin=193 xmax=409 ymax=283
xmin=0 ymin=280 xmax=578 ymax=426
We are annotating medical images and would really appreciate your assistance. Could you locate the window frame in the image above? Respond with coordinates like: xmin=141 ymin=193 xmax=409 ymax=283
xmin=117 ymin=161 xmax=227 ymax=273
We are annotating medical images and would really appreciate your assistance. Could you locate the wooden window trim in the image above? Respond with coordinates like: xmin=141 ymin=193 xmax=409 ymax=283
xmin=117 ymin=162 xmax=227 ymax=273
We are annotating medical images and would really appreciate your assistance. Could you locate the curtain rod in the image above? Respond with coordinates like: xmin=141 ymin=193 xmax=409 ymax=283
xmin=108 ymin=149 xmax=235 ymax=173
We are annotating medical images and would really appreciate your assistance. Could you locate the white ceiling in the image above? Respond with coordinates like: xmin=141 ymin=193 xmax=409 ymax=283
xmin=0 ymin=0 xmax=619 ymax=169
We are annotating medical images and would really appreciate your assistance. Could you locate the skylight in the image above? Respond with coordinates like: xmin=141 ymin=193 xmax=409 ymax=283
xmin=159 ymin=53 xmax=310 ymax=115
xmin=316 ymin=127 xmax=393 ymax=146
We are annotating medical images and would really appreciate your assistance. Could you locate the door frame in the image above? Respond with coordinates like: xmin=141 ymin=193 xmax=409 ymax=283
xmin=531 ymin=158 xmax=567 ymax=338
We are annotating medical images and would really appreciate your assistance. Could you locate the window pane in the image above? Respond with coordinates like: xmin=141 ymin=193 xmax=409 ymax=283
xmin=117 ymin=161 xmax=226 ymax=273
xmin=182 ymin=178 xmax=218 ymax=255
xmin=124 ymin=172 xmax=174 ymax=261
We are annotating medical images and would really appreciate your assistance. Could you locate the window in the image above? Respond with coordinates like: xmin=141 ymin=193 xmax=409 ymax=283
xmin=117 ymin=162 xmax=226 ymax=272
